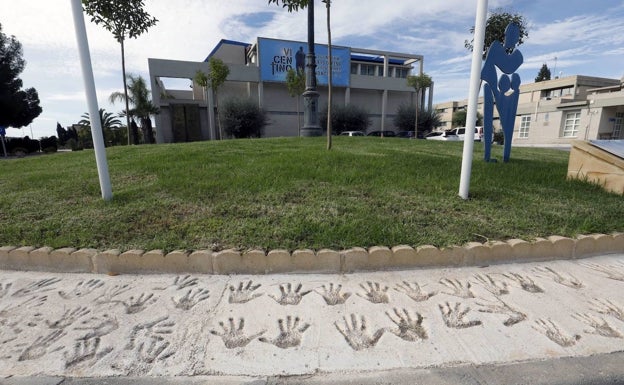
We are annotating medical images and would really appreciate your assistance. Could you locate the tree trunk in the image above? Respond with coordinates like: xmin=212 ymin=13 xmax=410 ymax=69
xmin=297 ymin=95 xmax=301 ymax=136
xmin=120 ymin=39 xmax=132 ymax=145
xmin=326 ymin=0 xmax=332 ymax=150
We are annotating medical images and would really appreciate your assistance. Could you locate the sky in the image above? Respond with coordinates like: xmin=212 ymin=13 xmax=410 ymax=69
xmin=1 ymin=0 xmax=624 ymax=139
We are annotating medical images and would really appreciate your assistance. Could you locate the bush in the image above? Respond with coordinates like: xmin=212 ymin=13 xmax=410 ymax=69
xmin=5 ymin=136 xmax=39 ymax=154
xmin=321 ymin=104 xmax=370 ymax=134
xmin=493 ymin=130 xmax=505 ymax=145
xmin=393 ymin=104 xmax=441 ymax=135
xmin=221 ymin=98 xmax=267 ymax=139
xmin=40 ymin=136 xmax=58 ymax=152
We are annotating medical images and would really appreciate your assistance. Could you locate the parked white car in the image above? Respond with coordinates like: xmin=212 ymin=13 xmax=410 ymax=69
xmin=426 ymin=127 xmax=484 ymax=141
xmin=425 ymin=130 xmax=460 ymax=141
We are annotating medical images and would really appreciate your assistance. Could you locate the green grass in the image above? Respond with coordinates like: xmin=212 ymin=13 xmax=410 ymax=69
xmin=0 ymin=137 xmax=622 ymax=252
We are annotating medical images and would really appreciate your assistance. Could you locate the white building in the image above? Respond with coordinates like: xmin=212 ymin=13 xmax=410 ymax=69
xmin=435 ymin=75 xmax=624 ymax=145
xmin=148 ymin=38 xmax=431 ymax=143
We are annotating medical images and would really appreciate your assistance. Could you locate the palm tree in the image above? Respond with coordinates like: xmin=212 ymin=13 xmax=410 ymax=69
xmin=407 ymin=73 xmax=433 ymax=138
xmin=110 ymin=74 xmax=159 ymax=144
xmin=78 ymin=108 xmax=122 ymax=147
xmin=79 ymin=108 xmax=122 ymax=130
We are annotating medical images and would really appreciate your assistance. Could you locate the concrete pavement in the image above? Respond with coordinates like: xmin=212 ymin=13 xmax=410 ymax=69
xmin=1 ymin=254 xmax=623 ymax=384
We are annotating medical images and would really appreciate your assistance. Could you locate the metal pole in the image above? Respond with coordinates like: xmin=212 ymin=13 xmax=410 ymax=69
xmin=459 ymin=0 xmax=488 ymax=200
xmin=70 ymin=0 xmax=113 ymax=201
xmin=301 ymin=0 xmax=321 ymax=136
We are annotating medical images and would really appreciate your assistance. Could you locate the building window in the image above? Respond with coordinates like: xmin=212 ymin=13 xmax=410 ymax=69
xmin=360 ymin=64 xmax=375 ymax=76
xmin=395 ymin=68 xmax=408 ymax=78
xmin=614 ymin=112 xmax=624 ymax=138
xmin=377 ymin=66 xmax=384 ymax=76
xmin=350 ymin=63 xmax=358 ymax=75
xmin=562 ymin=111 xmax=581 ymax=137
xmin=519 ymin=115 xmax=531 ymax=138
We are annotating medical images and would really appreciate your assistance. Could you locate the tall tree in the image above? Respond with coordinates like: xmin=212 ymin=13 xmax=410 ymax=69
xmin=285 ymin=68 xmax=306 ymax=135
xmin=267 ymin=0 xmax=308 ymax=12
xmin=0 ymin=23 xmax=42 ymax=129
xmin=465 ymin=9 xmax=528 ymax=58
xmin=79 ymin=108 xmax=122 ymax=147
xmin=535 ymin=63 xmax=551 ymax=82
xmin=82 ymin=0 xmax=158 ymax=145
xmin=452 ymin=109 xmax=483 ymax=128
xmin=407 ymin=73 xmax=432 ymax=138
xmin=109 ymin=74 xmax=158 ymax=144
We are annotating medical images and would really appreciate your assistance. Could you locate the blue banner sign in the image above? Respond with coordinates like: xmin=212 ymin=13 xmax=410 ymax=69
xmin=258 ymin=37 xmax=350 ymax=87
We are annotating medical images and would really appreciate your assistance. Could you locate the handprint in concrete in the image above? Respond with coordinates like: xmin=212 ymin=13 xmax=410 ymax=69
xmin=173 ymin=275 xmax=199 ymax=290
xmin=439 ymin=302 xmax=482 ymax=329
xmin=126 ymin=316 xmax=175 ymax=351
xmin=96 ymin=284 xmax=132 ymax=305
xmin=12 ymin=277 xmax=61 ymax=297
xmin=75 ymin=313 xmax=119 ymax=340
xmin=46 ymin=306 xmax=91 ymax=329
xmin=334 ymin=314 xmax=385 ymax=350
xmin=503 ymin=273 xmax=544 ymax=293
xmin=394 ymin=281 xmax=436 ymax=302
xmin=269 ymin=283 xmax=311 ymax=306
xmin=228 ymin=280 xmax=263 ymax=304
xmin=121 ymin=293 xmax=156 ymax=314
xmin=0 ymin=295 xmax=47 ymax=317
xmin=533 ymin=318 xmax=581 ymax=347
xmin=574 ymin=313 xmax=623 ymax=339
xmin=58 ymin=279 xmax=105 ymax=299
xmin=315 ymin=283 xmax=351 ymax=305
xmin=0 ymin=281 xmax=12 ymax=299
xmin=18 ymin=329 xmax=66 ymax=361
xmin=357 ymin=281 xmax=389 ymax=304
xmin=259 ymin=315 xmax=310 ymax=349
xmin=580 ymin=262 xmax=624 ymax=282
xmin=385 ymin=308 xmax=427 ymax=341
xmin=533 ymin=267 xmax=583 ymax=289
xmin=210 ymin=317 xmax=266 ymax=349
xmin=439 ymin=278 xmax=474 ymax=298
xmin=172 ymin=288 xmax=210 ymax=310
xmin=473 ymin=274 xmax=509 ymax=296
xmin=477 ymin=299 xmax=526 ymax=326
xmin=591 ymin=298 xmax=624 ymax=322
xmin=64 ymin=337 xmax=113 ymax=369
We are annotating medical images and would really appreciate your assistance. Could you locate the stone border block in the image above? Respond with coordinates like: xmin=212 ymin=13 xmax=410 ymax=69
xmin=391 ymin=245 xmax=417 ymax=269
xmin=0 ymin=246 xmax=17 ymax=269
xmin=212 ymin=249 xmax=243 ymax=274
xmin=240 ymin=249 xmax=268 ymax=274
xmin=137 ymin=250 xmax=165 ymax=272
xmin=414 ymin=245 xmax=444 ymax=267
xmin=49 ymin=247 xmax=91 ymax=273
xmin=342 ymin=247 xmax=368 ymax=273
xmin=29 ymin=247 xmax=54 ymax=271
xmin=6 ymin=246 xmax=36 ymax=271
xmin=575 ymin=234 xmax=598 ymax=258
xmin=351 ymin=246 xmax=392 ymax=271
xmin=529 ymin=238 xmax=555 ymax=261
xmin=507 ymin=239 xmax=531 ymax=260
xmin=162 ymin=250 xmax=189 ymax=273
xmin=314 ymin=249 xmax=341 ymax=273
xmin=290 ymin=249 xmax=316 ymax=272
xmin=612 ymin=232 xmax=624 ymax=253
xmin=438 ymin=246 xmax=464 ymax=266
xmin=70 ymin=249 xmax=98 ymax=273
xmin=265 ymin=249 xmax=292 ymax=273
xmin=548 ymin=236 xmax=575 ymax=260
xmin=486 ymin=241 xmax=514 ymax=264
xmin=464 ymin=242 xmax=489 ymax=265
xmin=93 ymin=249 xmax=121 ymax=274
xmin=188 ymin=250 xmax=213 ymax=274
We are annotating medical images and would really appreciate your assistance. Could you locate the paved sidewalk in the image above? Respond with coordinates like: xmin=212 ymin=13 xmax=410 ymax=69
xmin=1 ymin=254 xmax=623 ymax=383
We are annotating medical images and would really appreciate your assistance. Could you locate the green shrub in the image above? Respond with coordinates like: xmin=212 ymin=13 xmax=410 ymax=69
xmin=221 ymin=98 xmax=267 ymax=139
xmin=40 ymin=136 xmax=58 ymax=152
xmin=393 ymin=104 xmax=441 ymax=135
xmin=494 ymin=130 xmax=505 ymax=145
xmin=321 ymin=104 xmax=370 ymax=134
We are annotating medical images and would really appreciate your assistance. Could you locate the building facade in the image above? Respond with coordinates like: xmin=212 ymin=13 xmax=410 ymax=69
xmin=148 ymin=38 xmax=431 ymax=143
xmin=435 ymin=75 xmax=624 ymax=145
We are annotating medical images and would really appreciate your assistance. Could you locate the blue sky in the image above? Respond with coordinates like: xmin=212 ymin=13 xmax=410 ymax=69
xmin=1 ymin=0 xmax=623 ymax=138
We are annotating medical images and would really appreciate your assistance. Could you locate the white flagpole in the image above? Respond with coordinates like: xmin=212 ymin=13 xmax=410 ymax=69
xmin=70 ymin=0 xmax=113 ymax=201
xmin=459 ymin=0 xmax=488 ymax=200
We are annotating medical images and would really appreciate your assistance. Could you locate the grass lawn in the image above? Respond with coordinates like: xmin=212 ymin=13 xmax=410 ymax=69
xmin=0 ymin=137 xmax=622 ymax=253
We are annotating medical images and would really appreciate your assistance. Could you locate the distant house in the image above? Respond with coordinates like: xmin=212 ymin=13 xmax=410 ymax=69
xmin=148 ymin=38 xmax=430 ymax=143
xmin=435 ymin=75 xmax=624 ymax=145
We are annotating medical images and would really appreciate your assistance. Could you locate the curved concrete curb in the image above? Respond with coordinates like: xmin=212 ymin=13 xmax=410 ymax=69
xmin=0 ymin=233 xmax=622 ymax=275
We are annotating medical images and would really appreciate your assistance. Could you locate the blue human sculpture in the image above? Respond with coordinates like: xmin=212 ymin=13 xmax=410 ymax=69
xmin=481 ymin=23 xmax=523 ymax=162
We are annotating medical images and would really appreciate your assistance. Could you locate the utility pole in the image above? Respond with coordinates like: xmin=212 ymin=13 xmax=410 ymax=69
xmin=70 ymin=0 xmax=113 ymax=201
xmin=301 ymin=0 xmax=321 ymax=136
